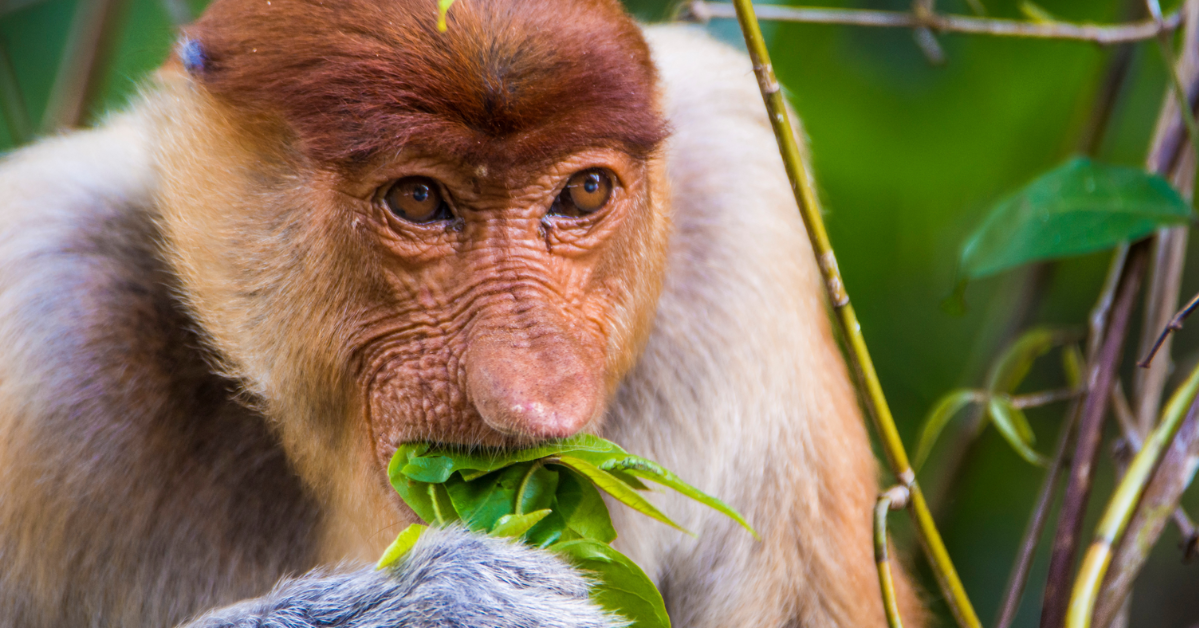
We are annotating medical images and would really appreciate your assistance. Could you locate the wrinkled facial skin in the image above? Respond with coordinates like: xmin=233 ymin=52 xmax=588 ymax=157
xmin=174 ymin=0 xmax=670 ymax=477
xmin=341 ymin=148 xmax=668 ymax=461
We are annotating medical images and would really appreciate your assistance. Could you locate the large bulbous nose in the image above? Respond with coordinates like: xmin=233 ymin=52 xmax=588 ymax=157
xmin=464 ymin=328 xmax=603 ymax=440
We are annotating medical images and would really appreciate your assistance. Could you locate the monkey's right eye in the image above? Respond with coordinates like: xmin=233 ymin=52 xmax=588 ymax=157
xmin=383 ymin=177 xmax=452 ymax=223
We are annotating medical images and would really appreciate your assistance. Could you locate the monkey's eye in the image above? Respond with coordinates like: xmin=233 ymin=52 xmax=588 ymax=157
xmin=551 ymin=169 xmax=613 ymax=217
xmin=383 ymin=177 xmax=452 ymax=223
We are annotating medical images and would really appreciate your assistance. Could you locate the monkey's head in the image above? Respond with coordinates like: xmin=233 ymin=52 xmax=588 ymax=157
xmin=152 ymin=0 xmax=670 ymax=519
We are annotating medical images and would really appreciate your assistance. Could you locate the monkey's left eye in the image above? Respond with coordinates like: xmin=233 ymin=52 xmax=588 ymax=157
xmin=551 ymin=169 xmax=614 ymax=217
xmin=383 ymin=177 xmax=452 ymax=223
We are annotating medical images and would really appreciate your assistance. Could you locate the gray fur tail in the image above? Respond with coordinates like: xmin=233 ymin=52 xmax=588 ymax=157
xmin=182 ymin=526 xmax=628 ymax=628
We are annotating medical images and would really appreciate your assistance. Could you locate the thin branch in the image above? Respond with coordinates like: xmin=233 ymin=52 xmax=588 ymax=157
xmin=1134 ymin=228 xmax=1190 ymax=422
xmin=994 ymin=247 xmax=1130 ymax=628
xmin=1010 ymin=387 xmax=1082 ymax=410
xmin=1040 ymin=242 xmax=1148 ymax=628
xmin=1139 ymin=291 xmax=1199 ymax=367
xmin=994 ymin=396 xmax=1081 ymax=628
xmin=1066 ymin=363 xmax=1199 ymax=628
xmin=1109 ymin=383 xmax=1198 ymax=552
xmin=729 ymin=1 xmax=982 ymax=625
xmin=689 ymin=1 xmax=1181 ymax=45
xmin=875 ymin=486 xmax=912 ymax=628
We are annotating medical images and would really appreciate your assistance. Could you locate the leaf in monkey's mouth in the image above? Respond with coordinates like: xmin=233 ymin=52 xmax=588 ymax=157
xmin=377 ymin=433 xmax=757 ymax=628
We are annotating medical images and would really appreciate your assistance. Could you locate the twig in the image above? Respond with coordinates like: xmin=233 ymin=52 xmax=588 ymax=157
xmin=1010 ymin=387 xmax=1081 ymax=410
xmin=1109 ymin=382 xmax=1198 ymax=552
xmin=1134 ymin=229 xmax=1190 ymax=418
xmin=690 ymin=1 xmax=1181 ymax=45
xmin=729 ymin=1 xmax=982 ymax=626
xmin=1066 ymin=363 xmax=1199 ymax=628
xmin=994 ymin=247 xmax=1129 ymax=628
xmin=994 ymin=397 xmax=1081 ymax=628
xmin=1039 ymin=242 xmax=1148 ymax=628
xmin=875 ymin=485 xmax=912 ymax=628
xmin=1139 ymin=291 xmax=1199 ymax=367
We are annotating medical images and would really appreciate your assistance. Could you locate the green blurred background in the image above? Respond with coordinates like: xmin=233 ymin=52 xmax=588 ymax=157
xmin=1 ymin=0 xmax=1196 ymax=625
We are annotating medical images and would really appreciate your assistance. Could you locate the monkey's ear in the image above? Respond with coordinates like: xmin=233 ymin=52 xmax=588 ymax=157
xmin=176 ymin=36 xmax=207 ymax=76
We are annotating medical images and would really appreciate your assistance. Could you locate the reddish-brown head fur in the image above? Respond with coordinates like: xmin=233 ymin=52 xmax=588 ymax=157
xmin=156 ymin=0 xmax=671 ymax=504
xmin=183 ymin=0 xmax=666 ymax=171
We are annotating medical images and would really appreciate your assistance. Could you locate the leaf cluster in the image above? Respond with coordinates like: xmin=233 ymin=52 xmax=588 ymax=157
xmin=377 ymin=434 xmax=756 ymax=628
xmin=916 ymin=327 xmax=1084 ymax=469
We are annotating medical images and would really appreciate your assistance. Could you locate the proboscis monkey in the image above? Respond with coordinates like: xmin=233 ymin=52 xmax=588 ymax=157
xmin=0 ymin=1 xmax=922 ymax=626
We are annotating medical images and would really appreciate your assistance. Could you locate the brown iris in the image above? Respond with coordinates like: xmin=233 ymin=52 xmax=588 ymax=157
xmin=383 ymin=177 xmax=451 ymax=223
xmin=551 ymin=169 xmax=613 ymax=217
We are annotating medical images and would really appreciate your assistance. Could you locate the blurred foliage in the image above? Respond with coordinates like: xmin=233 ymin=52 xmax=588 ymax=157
xmin=3 ymin=0 xmax=1198 ymax=626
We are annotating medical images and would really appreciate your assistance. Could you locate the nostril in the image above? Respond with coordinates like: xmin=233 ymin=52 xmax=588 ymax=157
xmin=464 ymin=332 xmax=603 ymax=440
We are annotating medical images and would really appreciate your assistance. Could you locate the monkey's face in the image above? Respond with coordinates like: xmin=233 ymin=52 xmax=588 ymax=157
xmin=341 ymin=144 xmax=669 ymax=456
xmin=340 ymin=145 xmax=668 ymax=453
xmin=158 ymin=0 xmax=670 ymax=483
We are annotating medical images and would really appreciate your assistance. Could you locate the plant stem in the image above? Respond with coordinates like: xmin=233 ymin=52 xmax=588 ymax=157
xmin=729 ymin=2 xmax=980 ymax=626
xmin=692 ymin=1 xmax=1180 ymax=45
xmin=875 ymin=486 xmax=911 ymax=628
xmin=1009 ymin=388 xmax=1081 ymax=410
xmin=1065 ymin=362 xmax=1199 ymax=628
xmin=994 ymin=244 xmax=1129 ymax=628
xmin=994 ymin=400 xmax=1079 ymax=628
xmin=1039 ymin=242 xmax=1148 ymax=628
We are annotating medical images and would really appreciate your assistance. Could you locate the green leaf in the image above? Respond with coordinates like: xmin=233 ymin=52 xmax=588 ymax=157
xmin=491 ymin=509 xmax=552 ymax=539
xmin=605 ymin=469 xmax=651 ymax=491
xmin=392 ymin=476 xmax=437 ymax=524
xmin=444 ymin=464 xmax=529 ymax=533
xmin=987 ymin=327 xmax=1078 ymax=393
xmin=551 ymin=467 xmax=618 ymax=544
xmin=1062 ymin=343 xmax=1084 ymax=389
xmin=402 ymin=455 xmax=456 ymax=483
xmin=376 ymin=523 xmax=427 ymax=569
xmin=556 ymin=456 xmax=690 ymax=535
xmin=960 ymin=157 xmax=1192 ymax=281
xmin=601 ymin=457 xmax=758 ymax=539
xmin=988 ymin=397 xmax=1047 ymax=466
xmin=516 ymin=463 xmax=560 ymax=516
xmin=428 ymin=483 xmax=459 ymax=525
xmin=552 ymin=539 xmax=670 ymax=628
xmin=1001 ymin=395 xmax=1036 ymax=444
xmin=915 ymin=389 xmax=983 ymax=470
